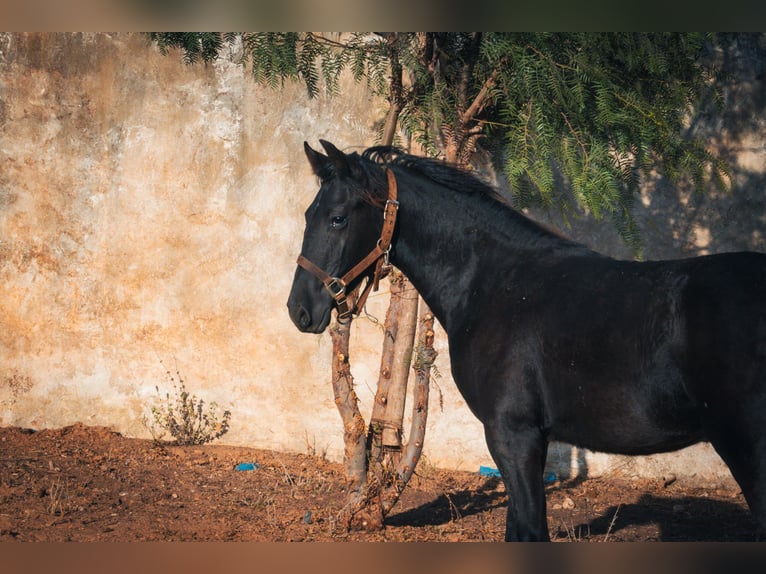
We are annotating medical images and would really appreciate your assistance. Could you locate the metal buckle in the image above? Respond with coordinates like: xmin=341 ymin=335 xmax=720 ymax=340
xmin=325 ymin=277 xmax=346 ymax=300
xmin=337 ymin=303 xmax=353 ymax=324
xmin=329 ymin=278 xmax=353 ymax=323
xmin=383 ymin=199 xmax=399 ymax=219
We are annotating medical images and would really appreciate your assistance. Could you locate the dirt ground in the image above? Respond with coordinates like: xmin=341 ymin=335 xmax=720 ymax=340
xmin=0 ymin=423 xmax=759 ymax=542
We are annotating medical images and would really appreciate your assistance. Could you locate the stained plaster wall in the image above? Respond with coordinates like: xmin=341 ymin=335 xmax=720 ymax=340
xmin=1 ymin=33 xmax=764 ymax=482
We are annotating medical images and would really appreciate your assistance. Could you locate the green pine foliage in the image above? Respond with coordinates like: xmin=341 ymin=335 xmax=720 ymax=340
xmin=148 ymin=32 xmax=731 ymax=255
xmin=399 ymin=33 xmax=729 ymax=255
xmin=148 ymin=32 xmax=228 ymax=65
xmin=148 ymin=32 xmax=389 ymax=100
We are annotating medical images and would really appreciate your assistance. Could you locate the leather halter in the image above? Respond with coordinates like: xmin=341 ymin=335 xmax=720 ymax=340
xmin=296 ymin=169 xmax=399 ymax=323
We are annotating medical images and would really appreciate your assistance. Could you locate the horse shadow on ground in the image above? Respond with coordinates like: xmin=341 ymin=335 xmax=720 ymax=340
xmin=387 ymin=478 xmax=760 ymax=541
xmin=565 ymin=493 xmax=760 ymax=542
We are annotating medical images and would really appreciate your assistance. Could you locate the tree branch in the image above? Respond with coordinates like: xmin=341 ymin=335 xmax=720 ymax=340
xmin=457 ymin=33 xmax=482 ymax=115
xmin=460 ymin=66 xmax=499 ymax=128
xmin=381 ymin=33 xmax=404 ymax=145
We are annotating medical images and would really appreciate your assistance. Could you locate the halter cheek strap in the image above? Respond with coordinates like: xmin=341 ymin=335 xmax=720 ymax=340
xmin=296 ymin=168 xmax=399 ymax=323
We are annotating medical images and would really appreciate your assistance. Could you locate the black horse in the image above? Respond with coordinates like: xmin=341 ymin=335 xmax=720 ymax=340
xmin=287 ymin=140 xmax=766 ymax=541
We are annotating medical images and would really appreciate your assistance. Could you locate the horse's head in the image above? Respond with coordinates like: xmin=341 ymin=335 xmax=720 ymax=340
xmin=287 ymin=140 xmax=391 ymax=333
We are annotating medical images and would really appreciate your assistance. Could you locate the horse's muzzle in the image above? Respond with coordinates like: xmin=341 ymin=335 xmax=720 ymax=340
xmin=287 ymin=301 xmax=331 ymax=334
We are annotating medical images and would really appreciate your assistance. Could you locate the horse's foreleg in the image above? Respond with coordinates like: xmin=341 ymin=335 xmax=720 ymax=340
xmin=484 ymin=422 xmax=549 ymax=541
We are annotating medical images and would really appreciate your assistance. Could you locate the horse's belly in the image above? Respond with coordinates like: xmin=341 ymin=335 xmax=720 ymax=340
xmin=551 ymin=419 xmax=703 ymax=455
xmin=548 ymin=381 xmax=704 ymax=455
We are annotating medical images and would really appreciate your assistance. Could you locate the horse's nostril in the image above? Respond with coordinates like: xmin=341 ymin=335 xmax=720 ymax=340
xmin=297 ymin=306 xmax=311 ymax=329
xmin=288 ymin=300 xmax=314 ymax=331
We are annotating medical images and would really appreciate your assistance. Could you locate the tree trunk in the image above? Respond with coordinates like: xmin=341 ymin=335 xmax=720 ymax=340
xmin=368 ymin=271 xmax=417 ymax=454
xmin=364 ymin=272 xmax=418 ymax=517
xmin=327 ymin=294 xmax=376 ymax=530
xmin=331 ymin=34 xmax=438 ymax=530
xmin=381 ymin=303 xmax=437 ymax=515
xmin=340 ymin=283 xmax=434 ymax=529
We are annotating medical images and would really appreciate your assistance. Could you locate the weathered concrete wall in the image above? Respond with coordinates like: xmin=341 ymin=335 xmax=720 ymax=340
xmin=1 ymin=33 xmax=765 ymax=483
xmin=0 ymin=32 xmax=491 ymax=471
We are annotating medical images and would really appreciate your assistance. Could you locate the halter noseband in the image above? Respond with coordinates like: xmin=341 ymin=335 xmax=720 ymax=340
xmin=296 ymin=168 xmax=399 ymax=323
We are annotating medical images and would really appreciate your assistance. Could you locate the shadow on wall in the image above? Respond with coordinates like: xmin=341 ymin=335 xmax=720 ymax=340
xmin=702 ymin=33 xmax=766 ymax=156
xmin=486 ymin=33 xmax=766 ymax=263
xmin=546 ymin=442 xmax=589 ymax=483
xmin=637 ymin=34 xmax=766 ymax=259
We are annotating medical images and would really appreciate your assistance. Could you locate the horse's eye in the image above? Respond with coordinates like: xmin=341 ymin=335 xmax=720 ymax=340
xmin=330 ymin=215 xmax=347 ymax=229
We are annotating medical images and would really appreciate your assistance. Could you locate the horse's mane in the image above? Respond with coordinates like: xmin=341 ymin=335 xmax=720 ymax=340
xmin=360 ymin=146 xmax=507 ymax=204
xmin=356 ymin=146 xmax=582 ymax=250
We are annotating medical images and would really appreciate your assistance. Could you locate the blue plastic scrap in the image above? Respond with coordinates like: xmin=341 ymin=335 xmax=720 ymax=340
xmin=478 ymin=465 xmax=501 ymax=478
xmin=235 ymin=462 xmax=260 ymax=471
xmin=479 ymin=466 xmax=557 ymax=484
xmin=544 ymin=471 xmax=557 ymax=484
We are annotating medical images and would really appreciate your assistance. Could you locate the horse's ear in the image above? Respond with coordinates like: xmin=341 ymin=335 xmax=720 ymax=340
xmin=319 ymin=139 xmax=351 ymax=178
xmin=304 ymin=141 xmax=330 ymax=177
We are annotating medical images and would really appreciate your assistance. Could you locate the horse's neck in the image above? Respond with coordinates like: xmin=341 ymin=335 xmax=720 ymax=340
xmin=389 ymin=173 xmax=582 ymax=332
